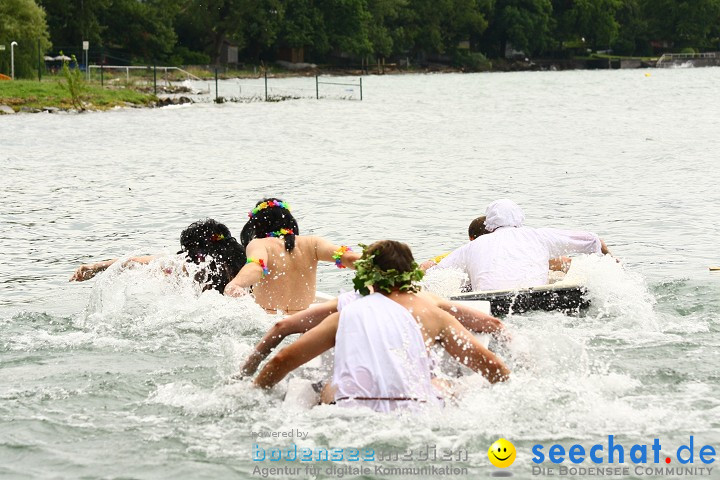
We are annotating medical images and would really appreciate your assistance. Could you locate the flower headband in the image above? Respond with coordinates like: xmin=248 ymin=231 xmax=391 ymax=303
xmin=210 ymin=233 xmax=226 ymax=242
xmin=266 ymin=228 xmax=294 ymax=238
xmin=248 ymin=200 xmax=291 ymax=218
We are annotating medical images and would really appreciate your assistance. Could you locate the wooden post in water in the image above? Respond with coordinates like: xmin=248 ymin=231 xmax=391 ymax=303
xmin=215 ymin=67 xmax=219 ymax=102
xmin=153 ymin=63 xmax=157 ymax=95
xmin=359 ymin=77 xmax=362 ymax=101
xmin=264 ymin=69 xmax=268 ymax=101
xmin=316 ymin=75 xmax=319 ymax=99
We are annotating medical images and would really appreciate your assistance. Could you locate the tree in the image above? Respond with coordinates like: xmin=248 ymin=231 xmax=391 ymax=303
xmin=557 ymin=0 xmax=622 ymax=50
xmin=484 ymin=0 xmax=554 ymax=57
xmin=643 ymin=0 xmax=720 ymax=51
xmin=316 ymin=0 xmax=372 ymax=57
xmin=102 ymin=0 xmax=179 ymax=62
xmin=38 ymin=0 xmax=109 ymax=49
xmin=0 ymin=0 xmax=51 ymax=78
xmin=612 ymin=0 xmax=649 ymax=55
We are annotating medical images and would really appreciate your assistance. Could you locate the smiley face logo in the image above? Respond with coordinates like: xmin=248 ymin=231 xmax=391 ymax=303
xmin=488 ymin=438 xmax=516 ymax=468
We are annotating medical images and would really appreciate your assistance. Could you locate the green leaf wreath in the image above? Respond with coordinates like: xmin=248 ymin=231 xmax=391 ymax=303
xmin=352 ymin=244 xmax=425 ymax=295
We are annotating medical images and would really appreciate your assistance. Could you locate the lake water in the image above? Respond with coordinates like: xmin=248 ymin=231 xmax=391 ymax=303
xmin=2 ymin=68 xmax=720 ymax=479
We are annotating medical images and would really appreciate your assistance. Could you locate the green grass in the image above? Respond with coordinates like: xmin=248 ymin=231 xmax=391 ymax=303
xmin=0 ymin=79 xmax=157 ymax=111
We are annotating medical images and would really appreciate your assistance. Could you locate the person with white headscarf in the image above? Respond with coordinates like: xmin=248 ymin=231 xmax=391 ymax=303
xmin=428 ymin=199 xmax=610 ymax=292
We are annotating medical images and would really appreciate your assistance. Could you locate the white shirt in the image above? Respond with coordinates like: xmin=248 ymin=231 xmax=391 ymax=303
xmin=433 ymin=226 xmax=602 ymax=291
xmin=333 ymin=293 xmax=441 ymax=413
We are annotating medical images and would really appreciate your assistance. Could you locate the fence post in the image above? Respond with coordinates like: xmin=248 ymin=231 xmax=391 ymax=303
xmin=101 ymin=63 xmax=104 ymax=87
xmin=359 ymin=77 xmax=362 ymax=101
xmin=153 ymin=62 xmax=157 ymax=95
xmin=215 ymin=67 xmax=219 ymax=102
xmin=264 ymin=69 xmax=268 ymax=101
xmin=316 ymin=75 xmax=319 ymax=99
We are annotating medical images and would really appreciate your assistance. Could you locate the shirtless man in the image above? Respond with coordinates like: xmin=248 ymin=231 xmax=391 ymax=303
xmin=224 ymin=198 xmax=360 ymax=313
xmin=240 ymin=289 xmax=506 ymax=377
xmin=254 ymin=240 xmax=510 ymax=412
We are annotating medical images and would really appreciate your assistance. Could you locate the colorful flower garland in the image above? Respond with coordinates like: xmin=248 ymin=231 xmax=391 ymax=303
xmin=246 ymin=257 xmax=269 ymax=277
xmin=248 ymin=200 xmax=291 ymax=218
xmin=210 ymin=233 xmax=226 ymax=242
xmin=266 ymin=228 xmax=294 ymax=238
xmin=332 ymin=245 xmax=352 ymax=269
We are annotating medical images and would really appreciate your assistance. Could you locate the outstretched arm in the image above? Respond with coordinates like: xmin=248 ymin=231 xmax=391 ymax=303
xmin=70 ymin=255 xmax=157 ymax=282
xmin=314 ymin=237 xmax=360 ymax=268
xmin=438 ymin=313 xmax=510 ymax=384
xmin=254 ymin=312 xmax=339 ymax=389
xmin=240 ymin=298 xmax=339 ymax=377
xmin=224 ymin=240 xmax=266 ymax=296
xmin=421 ymin=291 xmax=505 ymax=335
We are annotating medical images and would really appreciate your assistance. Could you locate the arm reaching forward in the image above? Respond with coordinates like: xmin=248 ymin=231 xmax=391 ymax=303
xmin=224 ymin=240 xmax=267 ymax=297
xmin=240 ymin=298 xmax=339 ymax=377
xmin=437 ymin=312 xmax=510 ymax=384
xmin=314 ymin=237 xmax=360 ymax=268
xmin=254 ymin=312 xmax=339 ymax=389
xmin=70 ymin=255 xmax=157 ymax=281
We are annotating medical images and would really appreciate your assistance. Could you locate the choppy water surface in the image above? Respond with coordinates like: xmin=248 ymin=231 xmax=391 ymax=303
xmin=2 ymin=69 xmax=720 ymax=479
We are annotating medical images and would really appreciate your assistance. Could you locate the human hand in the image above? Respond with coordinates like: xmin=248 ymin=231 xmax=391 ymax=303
xmin=419 ymin=260 xmax=437 ymax=272
xmin=70 ymin=264 xmax=99 ymax=282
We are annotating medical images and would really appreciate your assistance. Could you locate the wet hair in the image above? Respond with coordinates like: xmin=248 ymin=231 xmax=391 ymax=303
xmin=364 ymin=240 xmax=416 ymax=274
xmin=468 ymin=216 xmax=490 ymax=240
xmin=353 ymin=240 xmax=423 ymax=295
xmin=179 ymin=219 xmax=246 ymax=293
xmin=241 ymin=197 xmax=299 ymax=252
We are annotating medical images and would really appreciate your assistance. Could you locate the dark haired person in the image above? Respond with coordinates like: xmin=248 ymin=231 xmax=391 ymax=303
xmin=428 ymin=199 xmax=610 ymax=291
xmin=254 ymin=240 xmax=510 ymax=413
xmin=224 ymin=198 xmax=360 ymax=313
xmin=70 ymin=219 xmax=246 ymax=293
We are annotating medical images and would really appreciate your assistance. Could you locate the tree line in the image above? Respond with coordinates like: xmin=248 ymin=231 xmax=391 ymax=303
xmin=2 ymin=0 xmax=720 ymax=77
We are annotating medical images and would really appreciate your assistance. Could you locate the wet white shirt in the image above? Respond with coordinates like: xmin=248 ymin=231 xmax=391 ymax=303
xmin=433 ymin=226 xmax=602 ymax=291
xmin=333 ymin=293 xmax=441 ymax=413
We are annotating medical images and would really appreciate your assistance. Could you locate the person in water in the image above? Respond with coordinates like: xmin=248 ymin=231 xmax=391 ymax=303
xmin=224 ymin=198 xmax=360 ymax=313
xmin=239 ymin=288 xmax=507 ymax=377
xmin=423 ymin=214 xmax=572 ymax=274
xmin=254 ymin=240 xmax=510 ymax=412
xmin=70 ymin=219 xmax=246 ymax=293
xmin=427 ymin=199 xmax=610 ymax=291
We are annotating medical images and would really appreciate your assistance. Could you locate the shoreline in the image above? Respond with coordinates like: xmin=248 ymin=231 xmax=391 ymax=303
xmin=0 ymin=56 xmax=704 ymax=114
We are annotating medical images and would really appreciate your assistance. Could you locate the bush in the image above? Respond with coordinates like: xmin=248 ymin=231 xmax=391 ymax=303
xmin=453 ymin=51 xmax=492 ymax=71
xmin=169 ymin=46 xmax=211 ymax=66
xmin=680 ymin=47 xmax=697 ymax=54
xmin=60 ymin=54 xmax=86 ymax=110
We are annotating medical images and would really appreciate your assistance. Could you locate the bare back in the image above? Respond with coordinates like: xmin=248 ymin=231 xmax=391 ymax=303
xmin=252 ymin=236 xmax=322 ymax=313
xmin=384 ymin=291 xmax=510 ymax=383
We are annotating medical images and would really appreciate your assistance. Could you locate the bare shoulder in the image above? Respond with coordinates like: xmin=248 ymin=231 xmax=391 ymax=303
xmin=394 ymin=292 xmax=438 ymax=316
xmin=295 ymin=235 xmax=323 ymax=255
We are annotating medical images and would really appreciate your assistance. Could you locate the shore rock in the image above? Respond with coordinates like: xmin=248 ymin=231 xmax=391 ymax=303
xmin=41 ymin=106 xmax=60 ymax=113
xmin=0 ymin=105 xmax=15 ymax=115
xmin=156 ymin=96 xmax=193 ymax=107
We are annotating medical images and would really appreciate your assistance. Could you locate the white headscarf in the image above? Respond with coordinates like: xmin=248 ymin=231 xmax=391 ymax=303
xmin=484 ymin=199 xmax=525 ymax=232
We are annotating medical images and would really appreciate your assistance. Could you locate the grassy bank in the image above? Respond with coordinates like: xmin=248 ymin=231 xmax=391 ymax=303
xmin=0 ymin=80 xmax=157 ymax=112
